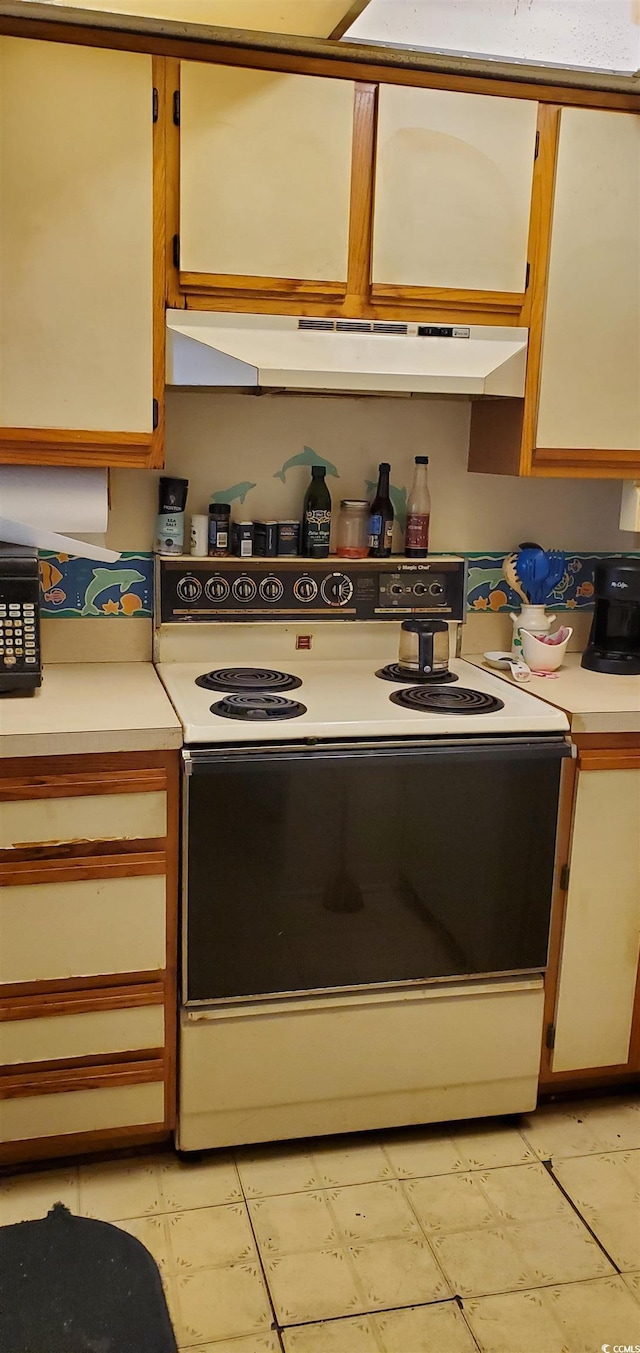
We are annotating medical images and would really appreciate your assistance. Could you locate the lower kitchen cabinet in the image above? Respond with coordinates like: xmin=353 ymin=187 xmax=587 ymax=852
xmin=541 ymin=739 xmax=640 ymax=1090
xmin=0 ymin=750 xmax=178 ymax=1164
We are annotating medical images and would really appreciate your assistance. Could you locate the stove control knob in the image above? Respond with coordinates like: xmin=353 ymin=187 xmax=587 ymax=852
xmin=260 ymin=576 xmax=284 ymax=603
xmin=321 ymin=573 xmax=354 ymax=607
xmin=233 ymin=576 xmax=257 ymax=602
xmin=429 ymin=581 xmax=445 ymax=598
xmin=205 ymin=575 xmax=229 ymax=602
xmin=177 ymin=575 xmax=202 ymax=602
xmin=294 ymin=576 xmax=318 ymax=603
xmin=412 ymin=582 xmax=429 ymax=597
xmin=390 ymin=583 xmax=404 ymax=595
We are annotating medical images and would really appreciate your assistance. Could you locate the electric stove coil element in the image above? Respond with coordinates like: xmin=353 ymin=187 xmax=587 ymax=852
xmin=211 ymin=693 xmax=307 ymax=721
xmin=390 ymin=686 xmax=505 ymax=714
xmin=376 ymin=664 xmax=459 ymax=685
xmin=195 ymin=667 xmax=302 ymax=693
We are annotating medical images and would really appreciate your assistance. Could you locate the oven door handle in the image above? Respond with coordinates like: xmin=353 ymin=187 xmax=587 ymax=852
xmin=182 ymin=737 xmax=571 ymax=773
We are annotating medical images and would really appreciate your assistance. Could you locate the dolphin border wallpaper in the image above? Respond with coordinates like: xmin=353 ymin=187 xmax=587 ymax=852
xmin=38 ymin=550 xmax=639 ymax=619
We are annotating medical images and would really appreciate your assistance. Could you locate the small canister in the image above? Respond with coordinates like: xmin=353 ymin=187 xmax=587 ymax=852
xmin=232 ymin=521 xmax=254 ymax=559
xmin=254 ymin=521 xmax=278 ymax=557
xmin=277 ymin=521 xmax=300 ymax=556
xmin=208 ymin=502 xmax=231 ymax=557
xmin=190 ymin=514 xmax=208 ymax=557
xmin=154 ymin=476 xmax=188 ymax=555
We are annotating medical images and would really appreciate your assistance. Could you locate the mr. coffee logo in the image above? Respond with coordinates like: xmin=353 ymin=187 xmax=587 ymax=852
xmin=611 ymin=581 xmax=629 ymax=589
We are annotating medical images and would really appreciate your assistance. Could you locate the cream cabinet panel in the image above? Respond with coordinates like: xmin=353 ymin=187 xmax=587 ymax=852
xmin=0 ymin=792 xmax=166 ymax=850
xmin=0 ymin=38 xmax=153 ymax=432
xmin=552 ymin=769 xmax=640 ymax=1073
xmin=0 ymin=1081 xmax=165 ymax=1143
xmin=537 ymin=109 xmax=640 ymax=451
xmin=0 ymin=1004 xmax=164 ymax=1066
xmin=372 ymin=85 xmax=538 ymax=291
xmin=180 ymin=63 xmax=354 ymax=281
xmin=0 ymin=875 xmax=166 ymax=985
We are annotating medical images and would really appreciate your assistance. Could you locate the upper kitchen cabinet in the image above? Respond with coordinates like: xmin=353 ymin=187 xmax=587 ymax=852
xmin=370 ymin=85 xmax=539 ymax=313
xmin=535 ymin=108 xmax=640 ymax=472
xmin=469 ymin=106 xmax=640 ymax=478
xmin=0 ymin=38 xmax=163 ymax=468
xmin=175 ymin=62 xmax=355 ymax=304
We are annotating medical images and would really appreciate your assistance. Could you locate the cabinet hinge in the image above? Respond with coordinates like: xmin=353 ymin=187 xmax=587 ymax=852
xmin=525 ymin=261 xmax=531 ymax=289
xmin=152 ymin=86 xmax=159 ymax=123
xmin=560 ymin=863 xmax=570 ymax=891
xmin=173 ymin=90 xmax=181 ymax=126
xmin=534 ymin=128 xmax=540 ymax=159
xmin=152 ymin=398 xmax=159 ymax=431
xmin=545 ymin=1022 xmax=556 ymax=1051
xmin=172 ymin=234 xmax=180 ymax=270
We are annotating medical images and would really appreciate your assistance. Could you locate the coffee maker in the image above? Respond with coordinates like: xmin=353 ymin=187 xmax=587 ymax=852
xmin=581 ymin=558 xmax=640 ymax=675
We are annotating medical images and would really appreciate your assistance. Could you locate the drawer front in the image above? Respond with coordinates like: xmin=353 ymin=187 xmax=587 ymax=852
xmin=0 ymin=1080 xmax=165 ymax=1143
xmin=0 ymin=792 xmax=166 ymax=850
xmin=0 ymin=1003 xmax=165 ymax=1066
xmin=0 ymin=875 xmax=166 ymax=986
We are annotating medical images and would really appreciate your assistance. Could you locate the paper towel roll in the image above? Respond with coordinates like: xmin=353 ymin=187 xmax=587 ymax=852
xmin=0 ymin=467 xmax=108 ymax=533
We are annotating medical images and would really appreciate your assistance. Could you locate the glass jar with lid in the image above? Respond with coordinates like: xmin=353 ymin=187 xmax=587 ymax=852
xmin=336 ymin=500 xmax=369 ymax=559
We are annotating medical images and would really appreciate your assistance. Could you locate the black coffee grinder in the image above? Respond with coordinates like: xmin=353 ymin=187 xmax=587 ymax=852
xmin=581 ymin=558 xmax=640 ymax=675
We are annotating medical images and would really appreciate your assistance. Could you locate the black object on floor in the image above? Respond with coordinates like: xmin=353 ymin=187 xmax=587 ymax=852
xmin=0 ymin=1202 xmax=178 ymax=1353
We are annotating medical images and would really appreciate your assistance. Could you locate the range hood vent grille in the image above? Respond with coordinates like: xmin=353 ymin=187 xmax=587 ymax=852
xmin=298 ymin=318 xmax=409 ymax=336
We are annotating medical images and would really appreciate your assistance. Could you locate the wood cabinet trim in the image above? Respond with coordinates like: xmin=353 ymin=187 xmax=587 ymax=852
xmin=0 ymin=851 xmax=166 ymax=888
xmin=0 ymin=1056 xmax=164 ymax=1100
xmin=0 ymin=428 xmax=155 ymax=469
xmin=576 ymin=748 xmax=640 ymax=772
xmin=370 ymin=283 xmax=525 ymax=313
xmin=517 ymin=103 xmax=561 ymax=473
xmin=1 ymin=11 xmax=637 ymax=111
xmin=346 ymin=81 xmax=377 ymax=303
xmin=182 ymin=291 xmax=524 ymax=325
xmin=162 ymin=744 xmax=179 ymax=1130
xmin=150 ymin=51 xmax=166 ymax=468
xmin=0 ymin=983 xmax=165 ymax=1023
xmin=179 ymin=272 xmax=348 ymax=302
xmin=539 ymin=756 xmax=577 ymax=1084
xmin=531 ymin=448 xmax=640 ymax=478
xmin=0 ymin=1122 xmax=169 ymax=1167
xmin=0 ymin=1048 xmax=165 ymax=1080
xmin=0 ymin=768 xmax=167 ymax=803
xmin=0 ymin=972 xmax=164 ymax=1001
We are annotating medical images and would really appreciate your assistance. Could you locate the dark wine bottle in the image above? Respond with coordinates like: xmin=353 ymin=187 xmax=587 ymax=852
xmin=368 ymin=462 xmax=394 ymax=557
xmin=302 ymin=465 xmax=332 ymax=558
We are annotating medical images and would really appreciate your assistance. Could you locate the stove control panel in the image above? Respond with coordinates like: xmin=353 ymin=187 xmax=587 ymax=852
xmin=158 ymin=556 xmax=466 ymax=623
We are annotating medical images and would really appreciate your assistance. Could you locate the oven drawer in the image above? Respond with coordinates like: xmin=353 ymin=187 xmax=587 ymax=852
xmin=179 ymin=977 xmax=544 ymax=1149
xmin=0 ymin=1072 xmax=165 ymax=1144
xmin=0 ymin=995 xmax=165 ymax=1067
xmin=0 ymin=872 xmax=166 ymax=987
xmin=0 ymin=791 xmax=167 ymax=850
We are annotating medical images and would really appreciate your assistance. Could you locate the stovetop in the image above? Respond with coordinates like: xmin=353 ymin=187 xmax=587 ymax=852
xmin=156 ymin=631 xmax=569 ymax=743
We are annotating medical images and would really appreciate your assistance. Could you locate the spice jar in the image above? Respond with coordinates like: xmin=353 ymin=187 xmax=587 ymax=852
xmin=208 ymin=502 xmax=231 ymax=556
xmin=336 ymin=500 xmax=369 ymax=559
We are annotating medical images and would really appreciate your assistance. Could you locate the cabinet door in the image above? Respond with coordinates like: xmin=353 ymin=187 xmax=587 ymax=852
xmin=371 ymin=85 xmax=538 ymax=296
xmin=179 ymin=62 xmax=354 ymax=292
xmin=552 ymin=767 xmax=640 ymax=1073
xmin=536 ymin=109 xmax=640 ymax=455
xmin=0 ymin=38 xmax=161 ymax=465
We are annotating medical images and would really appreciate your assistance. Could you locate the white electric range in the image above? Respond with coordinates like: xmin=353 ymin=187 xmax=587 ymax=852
xmin=155 ymin=556 xmax=570 ymax=1150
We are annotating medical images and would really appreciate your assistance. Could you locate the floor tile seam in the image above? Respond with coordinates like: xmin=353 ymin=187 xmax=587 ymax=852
xmin=471 ymin=1162 xmax=570 ymax=1231
xmin=242 ymin=1176 xmax=292 ymax=1341
xmin=452 ymin=1293 xmax=484 ymax=1353
xmin=542 ymin=1159 xmax=623 ymax=1274
xmin=319 ymin=1185 xmax=397 ymax=1316
xmin=389 ymin=1174 xmax=463 ymax=1287
xmin=460 ymin=1280 xmax=598 ymax=1352
xmin=279 ymin=1292 xmax=461 ymax=1333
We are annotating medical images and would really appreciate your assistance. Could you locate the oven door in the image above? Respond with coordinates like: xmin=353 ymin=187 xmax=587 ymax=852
xmin=183 ymin=737 xmax=569 ymax=1005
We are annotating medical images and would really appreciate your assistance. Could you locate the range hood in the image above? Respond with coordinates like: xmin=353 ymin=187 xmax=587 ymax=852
xmin=166 ymin=312 xmax=527 ymax=397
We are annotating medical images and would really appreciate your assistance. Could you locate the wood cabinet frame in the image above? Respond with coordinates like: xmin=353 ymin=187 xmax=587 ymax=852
xmin=539 ymin=736 xmax=640 ymax=1094
xmin=0 ymin=749 xmax=179 ymax=1164
xmin=0 ymin=51 xmax=166 ymax=470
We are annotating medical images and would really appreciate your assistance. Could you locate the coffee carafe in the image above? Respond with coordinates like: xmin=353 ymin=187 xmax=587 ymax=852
xmin=398 ymin=619 xmax=450 ymax=676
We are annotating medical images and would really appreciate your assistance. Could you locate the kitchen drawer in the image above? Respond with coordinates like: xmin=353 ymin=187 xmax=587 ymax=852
xmin=0 ymin=873 xmax=166 ymax=987
xmin=0 ymin=792 xmax=167 ymax=850
xmin=0 ymin=999 xmax=164 ymax=1067
xmin=0 ymin=1075 xmax=165 ymax=1144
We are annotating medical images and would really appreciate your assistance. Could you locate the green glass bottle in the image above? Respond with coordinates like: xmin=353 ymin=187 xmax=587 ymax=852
xmin=302 ymin=465 xmax=332 ymax=558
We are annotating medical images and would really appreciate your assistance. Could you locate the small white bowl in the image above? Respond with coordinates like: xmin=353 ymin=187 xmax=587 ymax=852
xmin=520 ymin=627 xmax=573 ymax=672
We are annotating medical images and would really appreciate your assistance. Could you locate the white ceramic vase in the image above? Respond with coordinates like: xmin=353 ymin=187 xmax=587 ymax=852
xmin=510 ymin=606 xmax=556 ymax=658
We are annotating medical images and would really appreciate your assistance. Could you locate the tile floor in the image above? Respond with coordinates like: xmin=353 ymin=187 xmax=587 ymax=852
xmin=1 ymin=1094 xmax=640 ymax=1352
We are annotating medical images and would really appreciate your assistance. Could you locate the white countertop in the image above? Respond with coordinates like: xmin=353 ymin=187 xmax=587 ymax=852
xmin=468 ymin=652 xmax=640 ymax=735
xmin=0 ymin=663 xmax=182 ymax=759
